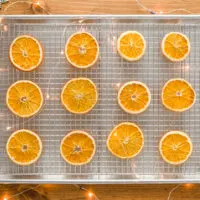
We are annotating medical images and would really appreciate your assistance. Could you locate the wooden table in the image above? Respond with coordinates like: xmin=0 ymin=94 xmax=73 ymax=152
xmin=42 ymin=184 xmax=200 ymax=200
xmin=1 ymin=0 xmax=200 ymax=199
xmin=1 ymin=184 xmax=200 ymax=200
xmin=1 ymin=0 xmax=200 ymax=14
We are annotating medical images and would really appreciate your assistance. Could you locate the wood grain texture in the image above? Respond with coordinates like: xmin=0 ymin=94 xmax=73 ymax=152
xmin=1 ymin=184 xmax=200 ymax=200
xmin=43 ymin=184 xmax=200 ymax=200
xmin=1 ymin=0 xmax=200 ymax=14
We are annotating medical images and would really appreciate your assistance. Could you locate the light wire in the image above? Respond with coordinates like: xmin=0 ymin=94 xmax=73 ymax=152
xmin=167 ymin=184 xmax=182 ymax=200
xmin=1 ymin=0 xmax=194 ymax=14
xmin=5 ymin=185 xmax=40 ymax=200
xmin=135 ymin=0 xmax=193 ymax=14
xmin=3 ymin=0 xmax=50 ymax=14
xmin=73 ymin=184 xmax=100 ymax=200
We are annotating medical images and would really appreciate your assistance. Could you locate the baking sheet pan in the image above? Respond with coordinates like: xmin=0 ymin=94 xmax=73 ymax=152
xmin=0 ymin=15 xmax=200 ymax=183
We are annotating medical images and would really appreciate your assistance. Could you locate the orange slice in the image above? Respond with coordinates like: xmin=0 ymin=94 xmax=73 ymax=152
xmin=9 ymin=35 xmax=43 ymax=71
xmin=118 ymin=81 xmax=151 ymax=114
xmin=159 ymin=131 xmax=192 ymax=165
xmin=61 ymin=78 xmax=98 ymax=114
xmin=65 ymin=32 xmax=99 ymax=69
xmin=161 ymin=78 xmax=195 ymax=112
xmin=6 ymin=80 xmax=44 ymax=118
xmin=60 ymin=130 xmax=96 ymax=165
xmin=161 ymin=32 xmax=190 ymax=62
xmin=117 ymin=31 xmax=146 ymax=61
xmin=107 ymin=122 xmax=144 ymax=159
xmin=6 ymin=129 xmax=42 ymax=166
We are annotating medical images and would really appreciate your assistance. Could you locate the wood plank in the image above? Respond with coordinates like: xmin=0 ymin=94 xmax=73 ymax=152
xmin=1 ymin=184 xmax=200 ymax=200
xmin=1 ymin=0 xmax=200 ymax=14
xmin=43 ymin=184 xmax=200 ymax=200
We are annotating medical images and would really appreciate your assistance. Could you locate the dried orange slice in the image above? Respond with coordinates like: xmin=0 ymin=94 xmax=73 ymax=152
xmin=61 ymin=78 xmax=98 ymax=114
xmin=161 ymin=79 xmax=195 ymax=112
xmin=6 ymin=129 xmax=42 ymax=166
xmin=60 ymin=130 xmax=96 ymax=165
xmin=161 ymin=32 xmax=190 ymax=62
xmin=117 ymin=31 xmax=146 ymax=61
xmin=9 ymin=35 xmax=43 ymax=71
xmin=159 ymin=131 xmax=192 ymax=165
xmin=107 ymin=122 xmax=144 ymax=159
xmin=118 ymin=81 xmax=151 ymax=114
xmin=6 ymin=80 xmax=43 ymax=118
xmin=65 ymin=32 xmax=99 ymax=69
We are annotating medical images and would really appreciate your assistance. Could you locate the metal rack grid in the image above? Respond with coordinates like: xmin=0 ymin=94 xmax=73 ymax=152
xmin=0 ymin=16 xmax=200 ymax=183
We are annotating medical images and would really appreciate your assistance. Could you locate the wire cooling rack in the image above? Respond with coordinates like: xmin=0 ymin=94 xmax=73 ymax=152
xmin=0 ymin=16 xmax=200 ymax=183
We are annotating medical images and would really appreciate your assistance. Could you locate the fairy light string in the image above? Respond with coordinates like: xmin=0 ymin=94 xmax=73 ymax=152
xmin=1 ymin=183 xmax=197 ymax=200
xmin=3 ymin=0 xmax=32 ymax=13
xmin=2 ymin=0 xmax=50 ymax=14
xmin=2 ymin=185 xmax=40 ymax=200
xmin=73 ymin=184 xmax=100 ymax=200
xmin=135 ymin=0 xmax=193 ymax=14
xmin=2 ymin=184 xmax=99 ymax=200
xmin=167 ymin=184 xmax=182 ymax=200
xmin=1 ymin=0 xmax=193 ymax=14
xmin=135 ymin=0 xmax=156 ymax=14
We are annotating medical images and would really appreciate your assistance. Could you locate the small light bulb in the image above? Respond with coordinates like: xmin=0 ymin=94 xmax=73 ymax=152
xmin=115 ymin=82 xmax=121 ymax=89
xmin=159 ymin=11 xmax=163 ymax=14
xmin=184 ymin=65 xmax=190 ymax=71
xmin=0 ymin=68 xmax=8 ymax=72
xmin=4 ymin=197 xmax=7 ymax=200
xmin=60 ymin=50 xmax=64 ymax=55
xmin=132 ymin=162 xmax=136 ymax=168
xmin=184 ymin=183 xmax=194 ymax=188
xmin=78 ymin=19 xmax=84 ymax=24
xmin=46 ymin=93 xmax=50 ymax=99
xmin=36 ymin=1 xmax=40 ymax=5
xmin=6 ymin=126 xmax=11 ymax=131
xmin=111 ymin=36 xmax=116 ymax=46
xmin=3 ymin=25 xmax=8 ymax=32
xmin=112 ymin=36 xmax=116 ymax=41
xmin=88 ymin=192 xmax=93 ymax=198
